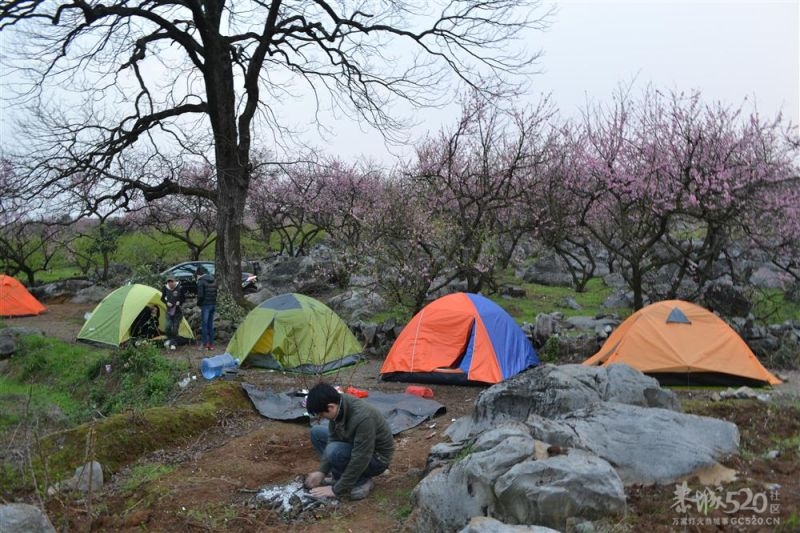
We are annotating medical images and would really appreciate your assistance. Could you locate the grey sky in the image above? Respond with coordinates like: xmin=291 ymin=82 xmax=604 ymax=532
xmin=320 ymin=0 xmax=800 ymax=162
xmin=1 ymin=0 xmax=797 ymax=164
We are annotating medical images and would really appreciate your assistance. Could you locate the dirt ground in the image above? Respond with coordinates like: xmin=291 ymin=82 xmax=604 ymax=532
xmin=5 ymin=303 xmax=800 ymax=532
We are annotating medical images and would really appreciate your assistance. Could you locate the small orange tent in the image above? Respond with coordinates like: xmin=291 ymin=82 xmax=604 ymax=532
xmin=583 ymin=300 xmax=780 ymax=386
xmin=0 ymin=275 xmax=47 ymax=317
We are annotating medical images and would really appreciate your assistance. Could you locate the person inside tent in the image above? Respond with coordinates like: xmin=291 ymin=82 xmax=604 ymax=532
xmin=130 ymin=304 xmax=161 ymax=340
xmin=304 ymin=382 xmax=394 ymax=501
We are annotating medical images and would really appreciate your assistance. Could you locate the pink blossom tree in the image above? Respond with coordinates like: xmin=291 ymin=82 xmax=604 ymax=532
xmin=134 ymin=162 xmax=218 ymax=261
xmin=364 ymin=178 xmax=454 ymax=313
xmin=522 ymin=122 xmax=601 ymax=292
xmin=409 ymin=93 xmax=559 ymax=293
xmin=573 ymin=87 xmax=800 ymax=309
xmin=247 ymin=160 xmax=328 ymax=257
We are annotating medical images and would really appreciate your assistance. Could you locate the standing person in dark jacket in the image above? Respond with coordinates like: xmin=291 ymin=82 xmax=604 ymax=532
xmin=160 ymin=276 xmax=185 ymax=349
xmin=195 ymin=266 xmax=217 ymax=350
xmin=304 ymin=382 xmax=394 ymax=500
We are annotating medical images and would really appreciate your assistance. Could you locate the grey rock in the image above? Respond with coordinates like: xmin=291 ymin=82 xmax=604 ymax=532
xmin=0 ymin=334 xmax=17 ymax=356
xmin=71 ymin=285 xmax=110 ymax=304
xmin=48 ymin=461 xmax=104 ymax=495
xmin=601 ymin=291 xmax=633 ymax=309
xmin=328 ymin=290 xmax=387 ymax=321
xmin=414 ymin=425 xmax=625 ymax=532
xmin=702 ymin=282 xmax=752 ymax=317
xmin=528 ymin=403 xmax=739 ymax=485
xmin=28 ymin=279 xmax=94 ymax=302
xmin=446 ymin=364 xmax=678 ymax=441
xmin=1 ymin=326 xmax=45 ymax=337
xmin=520 ymin=254 xmax=575 ymax=288
xmin=459 ymin=516 xmax=561 ymax=532
xmin=495 ymin=450 xmax=626 ymax=530
xmin=0 ymin=503 xmax=57 ymax=533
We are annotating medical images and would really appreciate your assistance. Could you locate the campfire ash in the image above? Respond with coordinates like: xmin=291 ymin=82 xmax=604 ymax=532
xmin=256 ymin=476 xmax=337 ymax=518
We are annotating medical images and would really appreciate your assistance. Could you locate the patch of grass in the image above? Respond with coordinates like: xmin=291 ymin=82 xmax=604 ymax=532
xmin=392 ymin=489 xmax=415 ymax=521
xmin=0 ymin=335 xmax=189 ymax=434
xmin=115 ymin=230 xmax=210 ymax=269
xmin=179 ymin=503 xmax=239 ymax=530
xmin=454 ymin=444 xmax=473 ymax=462
xmin=490 ymin=277 xmax=626 ymax=323
xmin=751 ymin=288 xmax=800 ymax=323
xmin=30 ymin=267 xmax=85 ymax=283
xmin=0 ymin=462 xmax=26 ymax=499
xmin=781 ymin=512 xmax=800 ymax=531
xmin=30 ymin=381 xmax=250 ymax=485
xmin=0 ymin=336 xmax=108 ymax=429
xmin=774 ymin=432 xmax=800 ymax=454
xmin=121 ymin=463 xmax=175 ymax=493
xmin=0 ymin=381 xmax=89 ymax=430
xmin=90 ymin=343 xmax=189 ymax=414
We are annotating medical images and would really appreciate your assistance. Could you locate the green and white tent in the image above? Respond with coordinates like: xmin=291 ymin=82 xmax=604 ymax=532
xmin=227 ymin=293 xmax=363 ymax=373
xmin=78 ymin=283 xmax=194 ymax=347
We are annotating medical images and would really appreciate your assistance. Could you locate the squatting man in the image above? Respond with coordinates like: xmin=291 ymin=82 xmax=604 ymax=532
xmin=304 ymin=382 xmax=394 ymax=500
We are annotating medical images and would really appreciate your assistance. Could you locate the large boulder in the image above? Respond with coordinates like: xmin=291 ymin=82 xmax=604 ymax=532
xmin=413 ymin=423 xmax=625 ymax=532
xmin=702 ymin=282 xmax=752 ymax=317
xmin=418 ymin=362 xmax=741 ymax=530
xmin=518 ymin=254 xmax=574 ymax=288
xmin=446 ymin=364 xmax=678 ymax=442
xmin=0 ymin=503 xmax=56 ymax=533
xmin=494 ymin=450 xmax=626 ymax=529
xmin=528 ymin=403 xmax=739 ymax=485
xmin=327 ymin=290 xmax=387 ymax=321
xmin=28 ymin=279 xmax=95 ymax=303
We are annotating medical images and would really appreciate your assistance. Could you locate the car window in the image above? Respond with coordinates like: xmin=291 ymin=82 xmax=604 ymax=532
xmin=162 ymin=262 xmax=215 ymax=278
xmin=170 ymin=266 xmax=195 ymax=277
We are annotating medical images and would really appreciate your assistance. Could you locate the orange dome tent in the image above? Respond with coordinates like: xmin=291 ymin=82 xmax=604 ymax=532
xmin=0 ymin=275 xmax=47 ymax=317
xmin=583 ymin=300 xmax=780 ymax=386
xmin=381 ymin=292 xmax=538 ymax=385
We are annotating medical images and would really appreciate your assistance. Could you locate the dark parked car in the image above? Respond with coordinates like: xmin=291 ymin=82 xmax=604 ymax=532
xmin=159 ymin=261 xmax=259 ymax=295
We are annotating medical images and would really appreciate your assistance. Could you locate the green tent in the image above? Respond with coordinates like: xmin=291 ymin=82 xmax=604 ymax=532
xmin=77 ymin=283 xmax=194 ymax=347
xmin=227 ymin=293 xmax=363 ymax=373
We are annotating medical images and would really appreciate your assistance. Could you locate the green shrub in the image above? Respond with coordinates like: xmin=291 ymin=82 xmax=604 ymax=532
xmin=216 ymin=290 xmax=249 ymax=323
xmin=96 ymin=343 xmax=187 ymax=414
xmin=539 ymin=336 xmax=561 ymax=363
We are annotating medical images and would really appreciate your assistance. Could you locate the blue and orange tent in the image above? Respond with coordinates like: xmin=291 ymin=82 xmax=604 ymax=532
xmin=380 ymin=292 xmax=538 ymax=385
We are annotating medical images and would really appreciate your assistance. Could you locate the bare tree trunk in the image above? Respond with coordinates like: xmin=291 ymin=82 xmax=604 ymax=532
xmin=206 ymin=27 xmax=249 ymax=303
xmin=215 ymin=167 xmax=248 ymax=301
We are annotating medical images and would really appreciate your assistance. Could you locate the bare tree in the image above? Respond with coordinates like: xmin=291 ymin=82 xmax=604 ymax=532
xmin=1 ymin=0 xmax=550 ymax=301
xmin=0 ymin=158 xmax=68 ymax=284
xmin=410 ymin=92 xmax=557 ymax=292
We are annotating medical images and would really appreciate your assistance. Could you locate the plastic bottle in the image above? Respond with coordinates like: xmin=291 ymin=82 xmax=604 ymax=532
xmin=200 ymin=353 xmax=239 ymax=380
xmin=405 ymin=385 xmax=434 ymax=398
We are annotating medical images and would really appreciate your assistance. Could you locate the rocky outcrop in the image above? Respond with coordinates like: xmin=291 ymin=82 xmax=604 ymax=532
xmin=413 ymin=364 xmax=739 ymax=531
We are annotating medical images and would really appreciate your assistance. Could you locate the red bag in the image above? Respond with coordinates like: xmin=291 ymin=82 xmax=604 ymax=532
xmin=405 ymin=385 xmax=434 ymax=398
xmin=345 ymin=386 xmax=369 ymax=398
